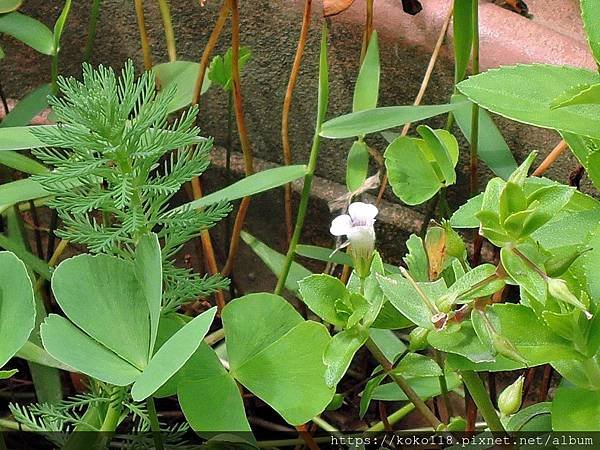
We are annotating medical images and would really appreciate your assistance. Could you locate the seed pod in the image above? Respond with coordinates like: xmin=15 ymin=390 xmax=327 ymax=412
xmin=498 ymin=376 xmax=524 ymax=417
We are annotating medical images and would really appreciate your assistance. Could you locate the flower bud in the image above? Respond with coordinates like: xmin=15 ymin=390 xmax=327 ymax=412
xmin=547 ymin=278 xmax=592 ymax=319
xmin=498 ymin=376 xmax=524 ymax=417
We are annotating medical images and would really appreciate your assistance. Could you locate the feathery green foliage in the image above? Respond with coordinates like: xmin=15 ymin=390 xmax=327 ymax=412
xmin=32 ymin=61 xmax=230 ymax=311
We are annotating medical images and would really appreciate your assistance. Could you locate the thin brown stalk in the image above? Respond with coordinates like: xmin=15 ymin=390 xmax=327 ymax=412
xmin=134 ymin=0 xmax=153 ymax=70
xmin=188 ymin=1 xmax=230 ymax=309
xmin=281 ymin=0 xmax=312 ymax=244
xmin=532 ymin=139 xmax=568 ymax=176
xmin=192 ymin=0 xmax=230 ymax=106
xmin=360 ymin=0 xmax=374 ymax=60
xmin=295 ymin=424 xmax=321 ymax=450
xmin=376 ymin=5 xmax=452 ymax=206
xmin=191 ymin=179 xmax=226 ymax=311
xmin=221 ymin=0 xmax=255 ymax=276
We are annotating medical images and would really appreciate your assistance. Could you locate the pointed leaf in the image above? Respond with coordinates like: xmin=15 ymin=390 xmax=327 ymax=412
xmin=353 ymin=31 xmax=380 ymax=112
xmin=131 ymin=307 xmax=217 ymax=401
xmin=452 ymin=94 xmax=517 ymax=179
xmin=324 ymin=327 xmax=368 ymax=387
xmin=0 ymin=12 xmax=54 ymax=55
xmin=1 ymin=84 xmax=51 ymax=128
xmin=320 ymin=103 xmax=462 ymax=139
xmin=155 ymin=61 xmax=211 ymax=113
xmin=298 ymin=274 xmax=350 ymax=327
xmin=41 ymin=314 xmax=141 ymax=386
xmin=178 ymin=165 xmax=307 ymax=210
xmin=134 ymin=233 xmax=162 ymax=357
xmin=346 ymin=139 xmax=369 ymax=191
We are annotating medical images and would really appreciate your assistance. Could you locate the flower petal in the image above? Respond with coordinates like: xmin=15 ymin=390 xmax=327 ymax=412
xmin=330 ymin=214 xmax=352 ymax=236
xmin=348 ymin=202 xmax=378 ymax=225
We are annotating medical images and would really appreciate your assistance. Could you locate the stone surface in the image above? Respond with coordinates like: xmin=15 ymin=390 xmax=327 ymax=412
xmin=3 ymin=0 xmax=596 ymax=266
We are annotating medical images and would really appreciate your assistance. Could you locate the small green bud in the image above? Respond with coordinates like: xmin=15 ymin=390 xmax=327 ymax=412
xmin=443 ymin=221 xmax=467 ymax=261
xmin=409 ymin=327 xmax=430 ymax=352
xmin=545 ymin=249 xmax=584 ymax=277
xmin=547 ymin=278 xmax=592 ymax=319
xmin=498 ymin=376 xmax=524 ymax=417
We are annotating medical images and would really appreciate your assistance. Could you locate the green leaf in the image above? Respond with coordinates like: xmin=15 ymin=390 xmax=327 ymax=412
xmin=581 ymin=0 xmax=600 ymax=65
xmin=0 ymin=177 xmax=49 ymax=209
xmin=16 ymin=341 xmax=71 ymax=371
xmin=417 ymin=125 xmax=457 ymax=184
xmin=134 ymin=233 xmax=162 ymax=357
xmin=295 ymin=244 xmax=400 ymax=274
xmin=41 ymin=314 xmax=141 ymax=385
xmin=551 ymin=82 xmax=600 ymax=109
xmin=223 ymin=293 xmax=334 ymax=425
xmin=394 ymin=353 xmax=442 ymax=378
xmin=177 ymin=165 xmax=307 ymax=210
xmin=50 ymin=254 xmax=151 ymax=369
xmin=241 ymin=230 xmax=312 ymax=294
xmin=450 ymin=195 xmax=481 ymax=228
xmin=500 ymin=247 xmax=546 ymax=303
xmin=0 ymin=252 xmax=35 ymax=367
xmin=179 ymin=373 xmax=251 ymax=433
xmin=403 ymin=234 xmax=429 ymax=282
xmin=0 ymin=12 xmax=54 ymax=55
xmin=0 ymin=0 xmax=22 ymax=13
xmin=0 ymin=151 xmax=47 ymax=174
xmin=552 ymin=385 xmax=600 ymax=431
xmin=457 ymin=65 xmax=600 ymax=139
xmin=377 ymin=274 xmax=436 ymax=329
xmin=298 ymin=274 xmax=350 ymax=327
xmin=452 ymin=0 xmax=473 ymax=82
xmin=131 ymin=307 xmax=217 ymax=401
xmin=442 ymin=264 xmax=504 ymax=306
xmin=0 ymin=125 xmax=51 ymax=151
xmin=506 ymin=402 xmax=552 ymax=432
xmin=0 ymin=369 xmax=17 ymax=379
xmin=429 ymin=322 xmax=496 ymax=363
xmin=371 ymin=302 xmax=413 ymax=329
xmin=320 ymin=103 xmax=462 ymax=139
xmin=353 ymin=31 xmax=379 ymax=112
xmin=208 ymin=46 xmax=251 ymax=91
xmin=346 ymin=139 xmax=369 ymax=191
xmin=384 ymin=136 xmax=443 ymax=205
xmin=1 ymin=84 xmax=51 ymax=128
xmin=0 ymin=233 xmax=51 ymax=280
xmin=52 ymin=0 xmax=71 ymax=55
xmin=452 ymin=94 xmax=517 ymax=179
xmin=371 ymin=372 xmax=461 ymax=402
xmin=368 ymin=328 xmax=407 ymax=362
xmin=324 ymin=327 xmax=368 ymax=387
xmin=155 ymin=61 xmax=211 ymax=113
xmin=562 ymin=132 xmax=600 ymax=190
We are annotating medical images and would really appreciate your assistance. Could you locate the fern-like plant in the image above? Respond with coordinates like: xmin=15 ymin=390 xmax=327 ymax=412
xmin=32 ymin=61 xmax=230 ymax=312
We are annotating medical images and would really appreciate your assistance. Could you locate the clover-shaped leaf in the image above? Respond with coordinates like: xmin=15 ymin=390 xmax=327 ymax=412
xmin=0 ymin=252 xmax=36 ymax=373
xmin=40 ymin=234 xmax=216 ymax=400
xmin=222 ymin=293 xmax=334 ymax=425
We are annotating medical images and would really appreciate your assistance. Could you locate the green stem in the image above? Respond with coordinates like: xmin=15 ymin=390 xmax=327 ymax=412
xmin=311 ymin=416 xmax=339 ymax=434
xmin=366 ymin=403 xmax=415 ymax=432
xmin=461 ymin=370 xmax=505 ymax=432
xmin=0 ymin=432 xmax=7 ymax=450
xmin=275 ymin=27 xmax=328 ymax=295
xmin=84 ymin=0 xmax=102 ymax=62
xmin=365 ymin=337 xmax=443 ymax=429
xmin=468 ymin=0 xmax=480 ymax=196
xmin=99 ymin=387 xmax=123 ymax=448
xmin=146 ymin=397 xmax=164 ymax=450
xmin=157 ymin=0 xmax=176 ymax=62
xmin=51 ymin=54 xmax=59 ymax=95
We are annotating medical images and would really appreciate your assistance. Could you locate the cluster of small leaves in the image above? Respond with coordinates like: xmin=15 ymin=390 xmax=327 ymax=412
xmin=31 ymin=61 xmax=230 ymax=307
